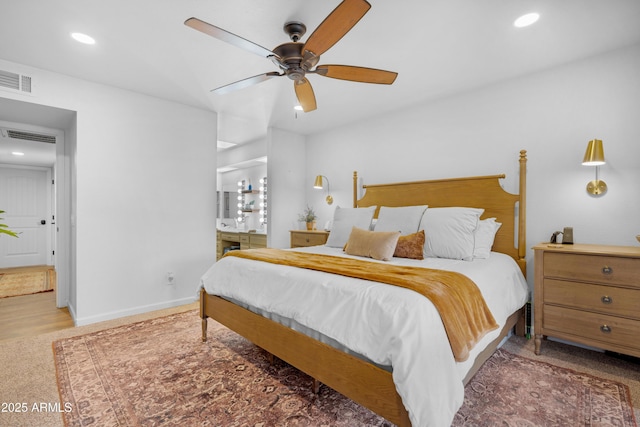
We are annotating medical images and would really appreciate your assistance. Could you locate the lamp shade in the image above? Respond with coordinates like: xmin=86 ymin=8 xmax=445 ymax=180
xmin=313 ymin=175 xmax=324 ymax=189
xmin=582 ymin=139 xmax=605 ymax=166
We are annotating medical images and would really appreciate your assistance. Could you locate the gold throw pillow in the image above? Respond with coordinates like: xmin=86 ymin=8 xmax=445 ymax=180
xmin=344 ymin=227 xmax=401 ymax=261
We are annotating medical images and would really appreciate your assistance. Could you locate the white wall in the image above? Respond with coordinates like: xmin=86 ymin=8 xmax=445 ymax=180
xmin=306 ymin=44 xmax=640 ymax=287
xmin=0 ymin=58 xmax=218 ymax=325
xmin=267 ymin=128 xmax=306 ymax=249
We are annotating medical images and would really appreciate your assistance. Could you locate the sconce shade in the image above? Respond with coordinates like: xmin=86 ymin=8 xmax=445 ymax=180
xmin=313 ymin=175 xmax=333 ymax=204
xmin=582 ymin=139 xmax=605 ymax=166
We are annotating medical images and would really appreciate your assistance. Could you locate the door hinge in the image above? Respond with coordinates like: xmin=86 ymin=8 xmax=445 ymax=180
xmin=52 ymin=179 xmax=55 ymax=185
xmin=52 ymin=250 xmax=55 ymax=255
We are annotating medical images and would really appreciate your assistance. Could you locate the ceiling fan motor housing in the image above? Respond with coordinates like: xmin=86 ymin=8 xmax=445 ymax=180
xmin=271 ymin=42 xmax=319 ymax=81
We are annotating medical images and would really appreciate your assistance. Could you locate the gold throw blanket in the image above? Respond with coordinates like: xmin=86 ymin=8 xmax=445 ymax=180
xmin=225 ymin=248 xmax=498 ymax=362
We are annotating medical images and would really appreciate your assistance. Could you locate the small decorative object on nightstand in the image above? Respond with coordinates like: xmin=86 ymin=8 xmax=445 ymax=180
xmin=533 ymin=243 xmax=640 ymax=358
xmin=298 ymin=205 xmax=318 ymax=230
xmin=290 ymin=230 xmax=329 ymax=248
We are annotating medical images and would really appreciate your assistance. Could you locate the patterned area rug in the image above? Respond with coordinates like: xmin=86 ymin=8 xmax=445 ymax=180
xmin=453 ymin=349 xmax=637 ymax=426
xmin=0 ymin=270 xmax=52 ymax=298
xmin=53 ymin=310 xmax=637 ymax=427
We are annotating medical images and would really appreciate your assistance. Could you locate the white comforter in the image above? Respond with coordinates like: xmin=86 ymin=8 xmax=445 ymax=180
xmin=200 ymin=246 xmax=528 ymax=426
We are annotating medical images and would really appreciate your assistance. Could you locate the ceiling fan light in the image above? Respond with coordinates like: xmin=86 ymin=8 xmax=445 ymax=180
xmin=514 ymin=13 xmax=540 ymax=28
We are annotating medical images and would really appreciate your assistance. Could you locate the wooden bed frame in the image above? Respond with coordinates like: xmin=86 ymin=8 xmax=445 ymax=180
xmin=200 ymin=150 xmax=528 ymax=426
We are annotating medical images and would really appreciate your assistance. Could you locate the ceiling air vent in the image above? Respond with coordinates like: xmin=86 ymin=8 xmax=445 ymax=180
xmin=4 ymin=129 xmax=56 ymax=144
xmin=0 ymin=69 xmax=34 ymax=94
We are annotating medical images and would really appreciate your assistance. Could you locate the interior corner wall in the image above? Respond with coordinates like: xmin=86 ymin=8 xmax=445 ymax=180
xmin=267 ymin=127 xmax=306 ymax=249
xmin=305 ymin=44 xmax=640 ymax=287
xmin=0 ymin=58 xmax=218 ymax=325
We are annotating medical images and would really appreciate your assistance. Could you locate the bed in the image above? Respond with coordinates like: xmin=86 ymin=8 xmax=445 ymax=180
xmin=199 ymin=149 xmax=528 ymax=426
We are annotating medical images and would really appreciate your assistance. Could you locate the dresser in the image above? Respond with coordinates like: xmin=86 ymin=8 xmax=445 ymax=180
xmin=533 ymin=243 xmax=640 ymax=358
xmin=217 ymin=230 xmax=267 ymax=260
xmin=290 ymin=230 xmax=330 ymax=248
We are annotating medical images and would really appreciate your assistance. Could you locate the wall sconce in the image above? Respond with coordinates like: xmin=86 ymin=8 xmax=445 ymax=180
xmin=582 ymin=139 xmax=607 ymax=196
xmin=314 ymin=175 xmax=334 ymax=205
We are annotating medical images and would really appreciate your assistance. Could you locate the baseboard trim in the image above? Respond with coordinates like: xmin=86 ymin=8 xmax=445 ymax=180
xmin=74 ymin=296 xmax=198 ymax=327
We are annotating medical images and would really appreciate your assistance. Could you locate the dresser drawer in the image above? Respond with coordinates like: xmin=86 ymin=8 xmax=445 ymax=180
xmin=250 ymin=234 xmax=267 ymax=248
xmin=291 ymin=232 xmax=327 ymax=247
xmin=544 ymin=305 xmax=640 ymax=351
xmin=544 ymin=279 xmax=640 ymax=319
xmin=544 ymin=252 xmax=640 ymax=288
xmin=220 ymin=232 xmax=240 ymax=242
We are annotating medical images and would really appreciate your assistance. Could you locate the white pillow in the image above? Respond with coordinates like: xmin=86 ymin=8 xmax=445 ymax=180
xmin=473 ymin=218 xmax=502 ymax=259
xmin=325 ymin=206 xmax=377 ymax=248
xmin=419 ymin=207 xmax=484 ymax=261
xmin=374 ymin=205 xmax=428 ymax=235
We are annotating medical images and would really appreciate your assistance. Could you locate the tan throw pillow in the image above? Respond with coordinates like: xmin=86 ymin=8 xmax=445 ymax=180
xmin=344 ymin=227 xmax=401 ymax=261
xmin=394 ymin=230 xmax=425 ymax=260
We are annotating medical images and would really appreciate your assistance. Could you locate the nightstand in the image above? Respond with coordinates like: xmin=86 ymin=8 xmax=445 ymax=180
xmin=533 ymin=243 xmax=640 ymax=358
xmin=290 ymin=230 xmax=330 ymax=248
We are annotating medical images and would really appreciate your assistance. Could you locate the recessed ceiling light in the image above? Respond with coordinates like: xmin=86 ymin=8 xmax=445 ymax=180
xmin=514 ymin=13 xmax=540 ymax=28
xmin=11 ymin=151 xmax=25 ymax=156
xmin=71 ymin=32 xmax=96 ymax=45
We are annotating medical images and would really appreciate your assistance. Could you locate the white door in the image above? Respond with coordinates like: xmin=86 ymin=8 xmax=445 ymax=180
xmin=0 ymin=167 xmax=51 ymax=268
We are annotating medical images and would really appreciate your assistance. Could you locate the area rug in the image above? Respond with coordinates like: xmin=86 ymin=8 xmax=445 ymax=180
xmin=453 ymin=349 xmax=637 ymax=426
xmin=0 ymin=269 xmax=52 ymax=298
xmin=53 ymin=310 xmax=637 ymax=427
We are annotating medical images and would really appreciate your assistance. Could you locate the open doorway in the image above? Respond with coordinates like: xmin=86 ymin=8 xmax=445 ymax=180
xmin=0 ymin=97 xmax=75 ymax=336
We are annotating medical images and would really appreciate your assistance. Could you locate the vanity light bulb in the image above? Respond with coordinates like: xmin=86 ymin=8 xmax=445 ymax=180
xmin=259 ymin=194 xmax=264 ymax=199
xmin=237 ymin=203 xmax=242 ymax=208
xmin=237 ymin=196 xmax=242 ymax=200
xmin=237 ymin=210 xmax=242 ymax=215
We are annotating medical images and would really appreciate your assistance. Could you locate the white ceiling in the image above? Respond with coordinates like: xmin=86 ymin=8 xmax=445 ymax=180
xmin=1 ymin=0 xmax=640 ymax=150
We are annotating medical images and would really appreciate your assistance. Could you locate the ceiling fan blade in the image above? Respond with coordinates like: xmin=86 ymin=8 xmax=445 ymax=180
xmin=185 ymin=17 xmax=275 ymax=58
xmin=315 ymin=65 xmax=397 ymax=84
xmin=294 ymin=79 xmax=317 ymax=112
xmin=303 ymin=0 xmax=371 ymax=57
xmin=212 ymin=72 xmax=282 ymax=95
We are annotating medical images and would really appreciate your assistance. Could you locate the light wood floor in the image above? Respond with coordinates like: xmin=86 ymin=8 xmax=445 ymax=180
xmin=0 ymin=266 xmax=74 ymax=342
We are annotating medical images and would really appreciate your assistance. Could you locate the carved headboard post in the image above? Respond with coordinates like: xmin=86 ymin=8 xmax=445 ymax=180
xmin=353 ymin=171 xmax=358 ymax=208
xmin=518 ymin=150 xmax=528 ymax=275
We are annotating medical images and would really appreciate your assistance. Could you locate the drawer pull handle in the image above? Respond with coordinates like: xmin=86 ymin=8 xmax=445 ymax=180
xmin=600 ymin=325 xmax=612 ymax=333
xmin=601 ymin=296 xmax=613 ymax=304
xmin=601 ymin=266 xmax=613 ymax=275
xmin=306 ymin=238 xmax=310 ymax=242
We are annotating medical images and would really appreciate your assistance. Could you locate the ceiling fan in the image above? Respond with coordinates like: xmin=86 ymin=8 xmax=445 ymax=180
xmin=185 ymin=0 xmax=397 ymax=112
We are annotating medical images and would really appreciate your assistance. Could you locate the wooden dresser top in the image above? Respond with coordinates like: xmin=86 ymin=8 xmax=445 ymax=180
xmin=533 ymin=242 xmax=640 ymax=258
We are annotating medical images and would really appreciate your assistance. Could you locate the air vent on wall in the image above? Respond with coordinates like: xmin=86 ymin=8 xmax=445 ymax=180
xmin=1 ymin=129 xmax=56 ymax=144
xmin=0 ymin=69 xmax=33 ymax=94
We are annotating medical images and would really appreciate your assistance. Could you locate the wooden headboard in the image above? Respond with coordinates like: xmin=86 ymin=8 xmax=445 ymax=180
xmin=353 ymin=150 xmax=527 ymax=274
